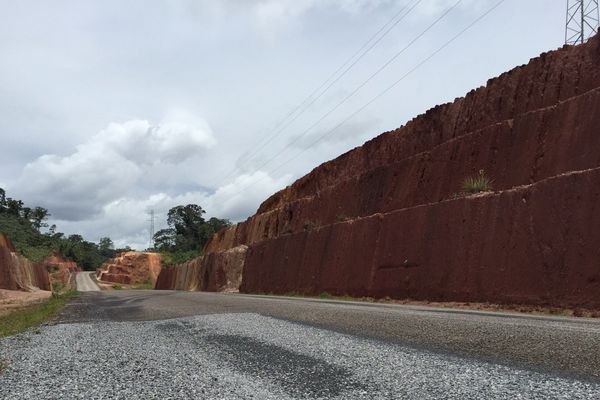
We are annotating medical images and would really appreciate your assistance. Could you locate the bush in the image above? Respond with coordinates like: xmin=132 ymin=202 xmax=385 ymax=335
xmin=462 ymin=170 xmax=493 ymax=194
xmin=303 ymin=220 xmax=319 ymax=231
xmin=160 ymin=250 xmax=201 ymax=267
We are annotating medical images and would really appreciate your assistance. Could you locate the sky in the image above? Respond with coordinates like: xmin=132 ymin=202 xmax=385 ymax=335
xmin=0 ymin=0 xmax=572 ymax=249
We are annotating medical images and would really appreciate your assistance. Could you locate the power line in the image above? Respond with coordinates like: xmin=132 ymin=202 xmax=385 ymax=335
xmin=240 ymin=0 xmax=464 ymax=178
xmin=226 ymin=0 xmax=507 ymax=200
xmin=216 ymin=0 xmax=424 ymax=184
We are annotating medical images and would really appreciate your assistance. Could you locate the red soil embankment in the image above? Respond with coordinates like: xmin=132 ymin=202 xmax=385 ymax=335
xmin=160 ymin=35 xmax=600 ymax=309
xmin=155 ymin=245 xmax=247 ymax=292
xmin=42 ymin=252 xmax=80 ymax=288
xmin=96 ymin=252 xmax=161 ymax=285
xmin=241 ymin=168 xmax=600 ymax=309
xmin=0 ymin=232 xmax=51 ymax=292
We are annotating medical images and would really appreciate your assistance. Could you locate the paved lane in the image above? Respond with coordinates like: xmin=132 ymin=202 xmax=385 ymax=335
xmin=74 ymin=272 xmax=100 ymax=292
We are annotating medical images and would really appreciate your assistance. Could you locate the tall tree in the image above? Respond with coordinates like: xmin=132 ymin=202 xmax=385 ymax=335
xmin=153 ymin=228 xmax=176 ymax=251
xmin=0 ymin=188 xmax=6 ymax=211
xmin=98 ymin=237 xmax=114 ymax=257
xmin=167 ymin=204 xmax=207 ymax=251
xmin=31 ymin=207 xmax=50 ymax=231
xmin=6 ymin=198 xmax=23 ymax=216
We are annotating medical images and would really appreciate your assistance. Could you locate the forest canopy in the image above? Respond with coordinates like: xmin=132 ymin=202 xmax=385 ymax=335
xmin=0 ymin=187 xmax=126 ymax=270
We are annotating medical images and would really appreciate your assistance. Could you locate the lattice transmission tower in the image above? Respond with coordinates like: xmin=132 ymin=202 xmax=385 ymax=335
xmin=148 ymin=209 xmax=155 ymax=250
xmin=566 ymin=0 xmax=600 ymax=45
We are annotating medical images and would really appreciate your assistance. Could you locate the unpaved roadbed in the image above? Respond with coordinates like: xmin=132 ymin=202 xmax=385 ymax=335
xmin=1 ymin=313 xmax=599 ymax=399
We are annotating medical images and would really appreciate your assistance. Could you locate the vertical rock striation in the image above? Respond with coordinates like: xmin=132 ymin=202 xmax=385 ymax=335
xmin=0 ymin=232 xmax=51 ymax=292
xmin=155 ymin=245 xmax=248 ymax=292
xmin=159 ymin=36 xmax=600 ymax=308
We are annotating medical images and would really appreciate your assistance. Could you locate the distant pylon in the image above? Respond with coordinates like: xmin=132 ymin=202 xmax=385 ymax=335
xmin=566 ymin=0 xmax=599 ymax=45
xmin=149 ymin=209 xmax=155 ymax=249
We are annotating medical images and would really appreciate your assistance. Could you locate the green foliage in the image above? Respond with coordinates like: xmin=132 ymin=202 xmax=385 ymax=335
xmin=130 ymin=278 xmax=154 ymax=290
xmin=153 ymin=204 xmax=231 ymax=254
xmin=0 ymin=290 xmax=78 ymax=338
xmin=160 ymin=250 xmax=202 ymax=267
xmin=52 ymin=282 xmax=65 ymax=294
xmin=98 ymin=237 xmax=115 ymax=258
xmin=0 ymin=188 xmax=117 ymax=270
xmin=462 ymin=170 xmax=493 ymax=194
xmin=0 ymin=213 xmax=54 ymax=262
xmin=111 ymin=285 xmax=123 ymax=290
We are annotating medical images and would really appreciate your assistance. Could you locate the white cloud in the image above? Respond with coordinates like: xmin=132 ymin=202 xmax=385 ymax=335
xmin=51 ymin=171 xmax=292 ymax=250
xmin=12 ymin=111 xmax=216 ymax=220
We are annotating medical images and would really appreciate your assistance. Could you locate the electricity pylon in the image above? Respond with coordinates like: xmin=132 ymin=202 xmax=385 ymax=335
xmin=148 ymin=209 xmax=155 ymax=250
xmin=566 ymin=0 xmax=600 ymax=45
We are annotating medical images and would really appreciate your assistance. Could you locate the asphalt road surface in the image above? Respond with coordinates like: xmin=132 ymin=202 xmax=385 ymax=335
xmin=1 ymin=290 xmax=599 ymax=399
xmin=75 ymin=272 xmax=100 ymax=292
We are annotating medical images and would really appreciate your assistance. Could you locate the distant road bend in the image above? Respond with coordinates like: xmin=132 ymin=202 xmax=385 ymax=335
xmin=75 ymin=272 xmax=100 ymax=292
xmin=1 ymin=290 xmax=600 ymax=399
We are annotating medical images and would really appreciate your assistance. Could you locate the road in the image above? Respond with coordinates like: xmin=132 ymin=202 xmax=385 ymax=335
xmin=74 ymin=271 xmax=100 ymax=292
xmin=1 ymin=290 xmax=600 ymax=399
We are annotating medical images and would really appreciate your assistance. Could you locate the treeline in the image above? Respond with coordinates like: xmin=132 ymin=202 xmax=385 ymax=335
xmin=0 ymin=188 xmax=124 ymax=270
xmin=152 ymin=204 xmax=231 ymax=265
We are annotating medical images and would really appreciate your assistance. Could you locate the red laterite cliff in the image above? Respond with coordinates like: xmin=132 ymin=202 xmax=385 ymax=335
xmin=97 ymin=252 xmax=162 ymax=285
xmin=0 ymin=232 xmax=51 ymax=292
xmin=158 ymin=35 xmax=600 ymax=309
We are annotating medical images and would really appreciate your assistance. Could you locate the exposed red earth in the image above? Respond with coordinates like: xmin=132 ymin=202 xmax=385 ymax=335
xmin=0 ymin=233 xmax=50 ymax=292
xmin=155 ymin=245 xmax=247 ymax=292
xmin=41 ymin=252 xmax=80 ymax=288
xmin=96 ymin=252 xmax=162 ymax=285
xmin=157 ymin=35 xmax=600 ymax=309
xmin=0 ymin=232 xmax=55 ymax=312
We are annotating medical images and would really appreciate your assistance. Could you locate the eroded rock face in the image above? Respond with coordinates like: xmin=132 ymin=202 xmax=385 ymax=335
xmin=155 ymin=245 xmax=247 ymax=292
xmin=161 ymin=35 xmax=600 ymax=308
xmin=155 ymin=257 xmax=203 ymax=291
xmin=0 ymin=232 xmax=51 ymax=292
xmin=42 ymin=252 xmax=80 ymax=288
xmin=96 ymin=252 xmax=161 ymax=285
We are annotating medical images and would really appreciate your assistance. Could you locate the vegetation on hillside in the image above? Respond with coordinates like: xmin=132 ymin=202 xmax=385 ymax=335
xmin=153 ymin=204 xmax=231 ymax=266
xmin=0 ymin=290 xmax=78 ymax=338
xmin=0 ymin=188 xmax=125 ymax=270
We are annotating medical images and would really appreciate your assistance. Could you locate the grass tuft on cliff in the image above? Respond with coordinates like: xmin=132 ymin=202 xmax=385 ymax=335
xmin=0 ymin=290 xmax=78 ymax=338
xmin=462 ymin=170 xmax=493 ymax=194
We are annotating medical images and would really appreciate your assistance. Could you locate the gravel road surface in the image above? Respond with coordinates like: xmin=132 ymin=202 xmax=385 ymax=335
xmin=75 ymin=272 xmax=100 ymax=292
xmin=1 ymin=290 xmax=599 ymax=399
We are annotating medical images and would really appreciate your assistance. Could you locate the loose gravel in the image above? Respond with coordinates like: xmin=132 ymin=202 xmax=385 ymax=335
xmin=1 ymin=313 xmax=599 ymax=399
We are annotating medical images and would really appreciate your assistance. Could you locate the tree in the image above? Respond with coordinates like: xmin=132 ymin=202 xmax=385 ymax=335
xmin=31 ymin=207 xmax=50 ymax=231
xmin=199 ymin=217 xmax=232 ymax=244
xmin=0 ymin=188 xmax=6 ymax=211
xmin=153 ymin=228 xmax=176 ymax=251
xmin=166 ymin=204 xmax=207 ymax=251
xmin=6 ymin=198 xmax=23 ymax=216
xmin=98 ymin=237 xmax=115 ymax=258
xmin=20 ymin=207 xmax=32 ymax=221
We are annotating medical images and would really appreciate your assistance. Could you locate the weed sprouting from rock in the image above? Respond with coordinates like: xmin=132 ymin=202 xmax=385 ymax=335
xmin=462 ymin=170 xmax=493 ymax=194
